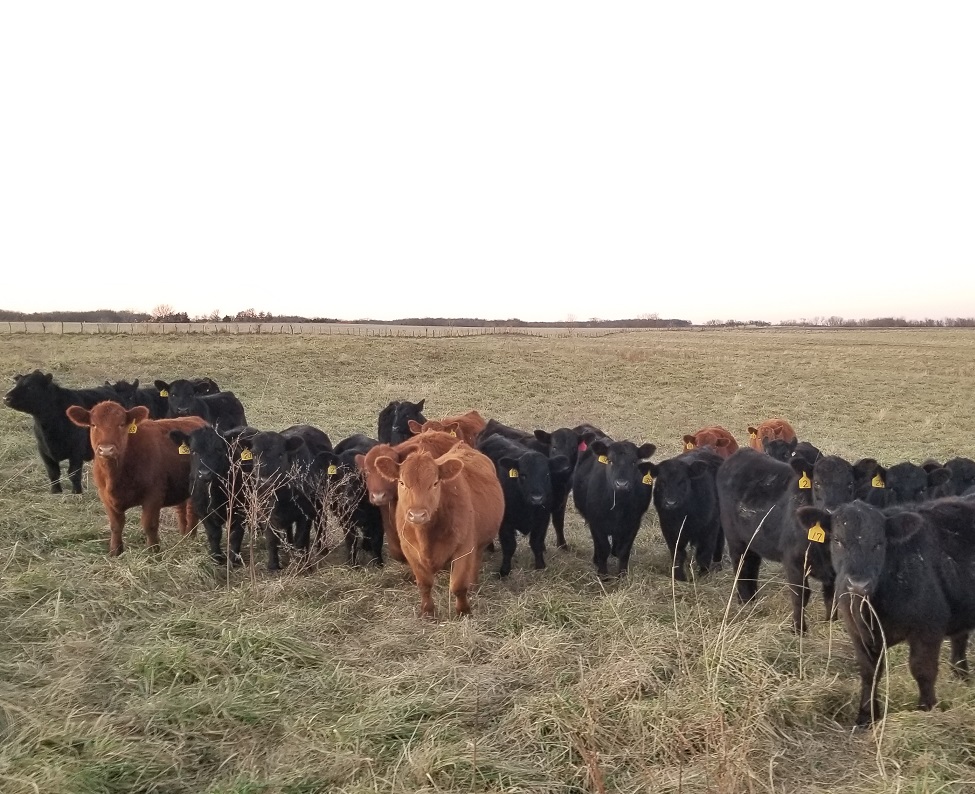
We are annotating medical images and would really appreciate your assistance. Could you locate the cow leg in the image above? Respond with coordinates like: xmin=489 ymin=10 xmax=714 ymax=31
xmin=733 ymin=550 xmax=762 ymax=604
xmin=203 ymin=514 xmax=227 ymax=565
xmin=528 ymin=523 xmax=547 ymax=571
xmin=173 ymin=500 xmax=195 ymax=536
xmin=38 ymin=449 xmax=63 ymax=494
xmin=671 ymin=543 xmax=688 ymax=582
xmin=783 ymin=558 xmax=811 ymax=634
xmin=908 ymin=637 xmax=941 ymax=712
xmin=851 ymin=637 xmax=886 ymax=726
xmin=822 ymin=579 xmax=838 ymax=622
xmin=712 ymin=525 xmax=725 ymax=569
xmin=106 ymin=506 xmax=126 ymax=556
xmin=589 ymin=526 xmax=611 ymax=577
xmin=552 ymin=490 xmax=570 ymax=549
xmin=450 ymin=546 xmax=483 ymax=617
xmin=368 ymin=521 xmax=384 ymax=567
xmin=266 ymin=522 xmax=283 ymax=571
xmin=498 ymin=523 xmax=517 ymax=577
xmin=67 ymin=455 xmax=86 ymax=495
xmin=228 ymin=514 xmax=245 ymax=566
xmin=950 ymin=632 xmax=970 ymax=678
xmin=382 ymin=505 xmax=407 ymax=563
xmin=615 ymin=530 xmax=638 ymax=577
xmin=415 ymin=567 xmax=437 ymax=618
xmin=140 ymin=504 xmax=163 ymax=553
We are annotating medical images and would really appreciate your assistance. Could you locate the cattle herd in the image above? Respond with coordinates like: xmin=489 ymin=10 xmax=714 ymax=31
xmin=6 ymin=368 xmax=975 ymax=728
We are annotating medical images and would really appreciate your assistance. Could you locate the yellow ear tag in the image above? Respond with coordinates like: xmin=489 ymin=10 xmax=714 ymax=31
xmin=128 ymin=422 xmax=138 ymax=434
xmin=749 ymin=431 xmax=758 ymax=440
xmin=449 ymin=430 xmax=457 ymax=437
xmin=178 ymin=443 xmax=190 ymax=455
xmin=327 ymin=464 xmax=338 ymax=476
xmin=642 ymin=472 xmax=653 ymax=485
xmin=240 ymin=449 xmax=253 ymax=461
xmin=159 ymin=389 xmax=169 ymax=397
xmin=598 ymin=455 xmax=609 ymax=464
xmin=871 ymin=473 xmax=885 ymax=488
xmin=807 ymin=521 xmax=826 ymax=543
xmin=508 ymin=468 xmax=518 ymax=478
xmin=684 ymin=442 xmax=695 ymax=450
xmin=798 ymin=472 xmax=811 ymax=489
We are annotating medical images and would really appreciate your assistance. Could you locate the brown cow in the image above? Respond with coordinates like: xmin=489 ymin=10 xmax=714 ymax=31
xmin=66 ymin=401 xmax=206 ymax=556
xmin=747 ymin=418 xmax=797 ymax=451
xmin=373 ymin=444 xmax=503 ymax=617
xmin=355 ymin=430 xmax=462 ymax=563
xmin=408 ymin=409 xmax=486 ymax=445
xmin=682 ymin=426 xmax=739 ymax=460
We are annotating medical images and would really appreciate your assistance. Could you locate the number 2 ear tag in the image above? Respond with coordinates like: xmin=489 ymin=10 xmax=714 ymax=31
xmin=871 ymin=473 xmax=885 ymax=488
xmin=798 ymin=472 xmax=811 ymax=489
xmin=240 ymin=449 xmax=253 ymax=461
xmin=327 ymin=464 xmax=338 ymax=475
xmin=807 ymin=521 xmax=826 ymax=543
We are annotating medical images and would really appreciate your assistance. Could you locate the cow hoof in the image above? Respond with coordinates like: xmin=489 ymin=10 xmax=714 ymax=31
xmin=211 ymin=553 xmax=228 ymax=566
xmin=557 ymin=541 xmax=569 ymax=550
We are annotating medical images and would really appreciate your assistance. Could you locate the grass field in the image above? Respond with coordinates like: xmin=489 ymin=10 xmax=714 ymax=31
xmin=2 ymin=328 xmax=975 ymax=794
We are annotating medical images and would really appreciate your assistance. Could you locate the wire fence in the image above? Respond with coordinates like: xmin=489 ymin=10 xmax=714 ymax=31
xmin=0 ymin=321 xmax=639 ymax=338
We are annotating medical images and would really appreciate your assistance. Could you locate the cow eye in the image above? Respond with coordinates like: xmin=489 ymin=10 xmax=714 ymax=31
xmin=833 ymin=539 xmax=843 ymax=548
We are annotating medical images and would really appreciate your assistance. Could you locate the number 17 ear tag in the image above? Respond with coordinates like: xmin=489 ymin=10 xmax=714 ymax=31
xmin=807 ymin=521 xmax=826 ymax=543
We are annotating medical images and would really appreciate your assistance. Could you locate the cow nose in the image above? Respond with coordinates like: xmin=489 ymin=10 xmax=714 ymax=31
xmin=614 ymin=479 xmax=632 ymax=492
xmin=529 ymin=494 xmax=545 ymax=506
xmin=846 ymin=579 xmax=871 ymax=597
xmin=2 ymin=394 xmax=12 ymax=405
xmin=369 ymin=491 xmax=389 ymax=505
xmin=407 ymin=508 xmax=430 ymax=524
xmin=664 ymin=498 xmax=679 ymax=509
xmin=96 ymin=444 xmax=118 ymax=458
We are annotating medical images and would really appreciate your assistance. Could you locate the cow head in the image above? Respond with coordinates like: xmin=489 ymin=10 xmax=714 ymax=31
xmin=169 ymin=425 xmax=243 ymax=486
xmin=589 ymin=439 xmax=656 ymax=494
xmin=809 ymin=455 xmax=856 ymax=510
xmin=501 ymin=449 xmax=555 ymax=508
xmin=67 ymin=400 xmax=149 ymax=461
xmin=797 ymin=502 xmax=924 ymax=599
xmin=4 ymin=370 xmax=55 ymax=413
xmin=356 ymin=443 xmax=401 ymax=506
xmin=374 ymin=450 xmax=463 ymax=525
xmin=239 ymin=430 xmax=309 ymax=490
xmin=648 ymin=451 xmax=716 ymax=511
xmin=391 ymin=400 xmax=425 ymax=444
xmin=885 ymin=461 xmax=952 ymax=504
xmin=762 ymin=436 xmax=798 ymax=462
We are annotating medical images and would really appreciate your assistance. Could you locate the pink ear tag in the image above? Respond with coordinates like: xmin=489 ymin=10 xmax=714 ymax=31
xmin=578 ymin=441 xmax=588 ymax=452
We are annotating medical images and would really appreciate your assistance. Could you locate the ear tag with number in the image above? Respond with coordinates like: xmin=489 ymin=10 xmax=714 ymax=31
xmin=508 ymin=468 xmax=518 ymax=478
xmin=642 ymin=472 xmax=653 ymax=485
xmin=807 ymin=521 xmax=826 ymax=543
xmin=178 ymin=443 xmax=190 ymax=455
xmin=128 ymin=422 xmax=138 ymax=434
xmin=684 ymin=442 xmax=695 ymax=450
xmin=240 ymin=449 xmax=253 ymax=461
xmin=327 ymin=464 xmax=338 ymax=475
xmin=449 ymin=430 xmax=457 ymax=437
xmin=598 ymin=455 xmax=609 ymax=464
xmin=798 ymin=472 xmax=811 ymax=489
xmin=159 ymin=389 xmax=169 ymax=397
xmin=871 ymin=473 xmax=885 ymax=488
xmin=749 ymin=431 xmax=758 ymax=440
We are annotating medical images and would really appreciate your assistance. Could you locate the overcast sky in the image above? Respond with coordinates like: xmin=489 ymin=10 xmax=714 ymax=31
xmin=1 ymin=3 xmax=973 ymax=324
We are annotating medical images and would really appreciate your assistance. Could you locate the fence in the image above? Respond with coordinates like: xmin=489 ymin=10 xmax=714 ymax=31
xmin=0 ymin=321 xmax=638 ymax=338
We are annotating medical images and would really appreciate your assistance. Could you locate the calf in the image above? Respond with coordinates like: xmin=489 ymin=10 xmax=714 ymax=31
xmin=4 ymin=370 xmax=117 ymax=493
xmin=168 ymin=425 xmax=252 ymax=565
xmin=747 ymin=418 xmax=797 ymax=451
xmin=855 ymin=459 xmax=953 ymax=506
xmin=571 ymin=437 xmax=656 ymax=576
xmin=945 ymin=457 xmax=975 ymax=496
xmin=682 ymin=426 xmax=738 ymax=459
xmin=377 ymin=399 xmax=426 ymax=444
xmin=106 ymin=379 xmax=169 ymax=419
xmin=66 ymin=401 xmax=206 ymax=555
xmin=476 ymin=434 xmax=571 ymax=576
xmin=373 ymin=444 xmax=504 ymax=617
xmin=646 ymin=447 xmax=724 ymax=581
xmin=718 ymin=448 xmax=857 ymax=632
xmin=798 ymin=498 xmax=975 ymax=726
xmin=320 ymin=434 xmax=383 ymax=566
xmin=239 ymin=424 xmax=332 ymax=571
xmin=157 ymin=379 xmax=246 ymax=431
xmin=409 ymin=409 xmax=487 ymax=445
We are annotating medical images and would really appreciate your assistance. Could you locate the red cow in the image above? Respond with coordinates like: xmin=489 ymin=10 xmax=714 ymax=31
xmin=408 ymin=410 xmax=487 ymax=445
xmin=66 ymin=401 xmax=206 ymax=556
xmin=373 ymin=444 xmax=504 ymax=617
xmin=747 ymin=418 xmax=797 ymax=451
xmin=682 ymin=426 xmax=739 ymax=459
xmin=355 ymin=430 xmax=461 ymax=563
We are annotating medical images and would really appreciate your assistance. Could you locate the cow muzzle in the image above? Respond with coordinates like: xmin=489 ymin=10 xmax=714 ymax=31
xmin=614 ymin=480 xmax=633 ymax=492
xmin=846 ymin=579 xmax=873 ymax=597
xmin=96 ymin=444 xmax=119 ymax=459
xmin=406 ymin=508 xmax=430 ymax=524
xmin=369 ymin=491 xmax=391 ymax=506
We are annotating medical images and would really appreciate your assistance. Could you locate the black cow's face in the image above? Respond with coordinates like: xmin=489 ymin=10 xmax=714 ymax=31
xmin=811 ymin=456 xmax=856 ymax=510
xmin=243 ymin=432 xmax=307 ymax=489
xmin=165 ymin=380 xmax=201 ymax=417
xmin=171 ymin=426 xmax=233 ymax=485
xmin=3 ymin=370 xmax=54 ymax=412
xmin=501 ymin=451 xmax=553 ymax=507
xmin=544 ymin=428 xmax=581 ymax=467
xmin=590 ymin=440 xmax=656 ymax=494
xmin=649 ymin=456 xmax=711 ymax=511
xmin=762 ymin=437 xmax=797 ymax=462
xmin=391 ymin=400 xmax=425 ymax=444
xmin=884 ymin=462 xmax=930 ymax=504
xmin=108 ymin=379 xmax=141 ymax=408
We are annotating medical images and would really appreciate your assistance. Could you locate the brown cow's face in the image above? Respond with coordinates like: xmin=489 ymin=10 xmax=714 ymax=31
xmin=358 ymin=444 xmax=400 ymax=506
xmin=378 ymin=451 xmax=463 ymax=526
xmin=67 ymin=401 xmax=149 ymax=460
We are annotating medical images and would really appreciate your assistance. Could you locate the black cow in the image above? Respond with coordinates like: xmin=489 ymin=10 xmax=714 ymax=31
xmin=763 ymin=437 xmax=821 ymax=468
xmin=476 ymin=434 xmax=571 ymax=576
xmin=944 ymin=457 xmax=975 ymax=496
xmin=106 ymin=379 xmax=168 ymax=418
xmin=168 ymin=425 xmax=252 ymax=565
xmin=157 ymin=379 xmax=246 ymax=431
xmin=797 ymin=498 xmax=975 ymax=726
xmin=717 ymin=448 xmax=857 ymax=632
xmin=571 ymin=437 xmax=656 ymax=577
xmin=646 ymin=447 xmax=724 ymax=581
xmin=319 ymin=434 xmax=384 ymax=566
xmin=377 ymin=399 xmax=426 ymax=444
xmin=239 ymin=424 xmax=332 ymax=571
xmin=3 ymin=370 xmax=117 ymax=493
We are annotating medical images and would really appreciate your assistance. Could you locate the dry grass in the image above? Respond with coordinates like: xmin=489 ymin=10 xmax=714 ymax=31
xmin=1 ymin=328 xmax=974 ymax=793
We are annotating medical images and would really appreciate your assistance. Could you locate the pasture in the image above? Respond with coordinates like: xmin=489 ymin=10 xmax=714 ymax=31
xmin=1 ymin=328 xmax=974 ymax=794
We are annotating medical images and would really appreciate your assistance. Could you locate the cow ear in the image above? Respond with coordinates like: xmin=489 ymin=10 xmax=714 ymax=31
xmin=354 ymin=453 xmax=367 ymax=472
xmin=796 ymin=506 xmax=832 ymax=536
xmin=438 ymin=457 xmax=464 ymax=483
xmin=131 ymin=379 xmax=139 ymax=388
xmin=407 ymin=419 xmax=424 ymax=435
xmin=285 ymin=437 xmax=306 ymax=454
xmin=169 ymin=430 xmax=190 ymax=447
xmin=415 ymin=399 xmax=425 ymax=412
xmin=533 ymin=429 xmax=552 ymax=444
xmin=761 ymin=436 xmax=771 ymax=451
xmin=853 ymin=458 xmax=880 ymax=480
xmin=316 ymin=450 xmax=340 ymax=471
xmin=549 ymin=454 xmax=572 ymax=476
xmin=66 ymin=406 xmax=91 ymax=427
xmin=646 ymin=461 xmax=660 ymax=477
xmin=788 ymin=458 xmax=807 ymax=478
xmin=127 ymin=406 xmax=150 ymax=425
xmin=714 ymin=437 xmax=729 ymax=449
xmin=927 ymin=467 xmax=952 ymax=488
xmin=682 ymin=434 xmax=696 ymax=446
xmin=637 ymin=443 xmax=656 ymax=459
xmin=44 ymin=373 xmax=53 ymax=384
xmin=590 ymin=440 xmax=609 ymax=457
xmin=154 ymin=380 xmax=170 ymax=393
xmin=747 ymin=426 xmax=758 ymax=436
xmin=787 ymin=437 xmax=798 ymax=452
xmin=887 ymin=511 xmax=925 ymax=544
xmin=499 ymin=456 xmax=520 ymax=474
xmin=443 ymin=422 xmax=461 ymax=436
xmin=374 ymin=455 xmax=400 ymax=482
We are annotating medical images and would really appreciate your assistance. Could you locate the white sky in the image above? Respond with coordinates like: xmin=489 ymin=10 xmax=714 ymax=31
xmin=1 ymin=3 xmax=973 ymax=325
